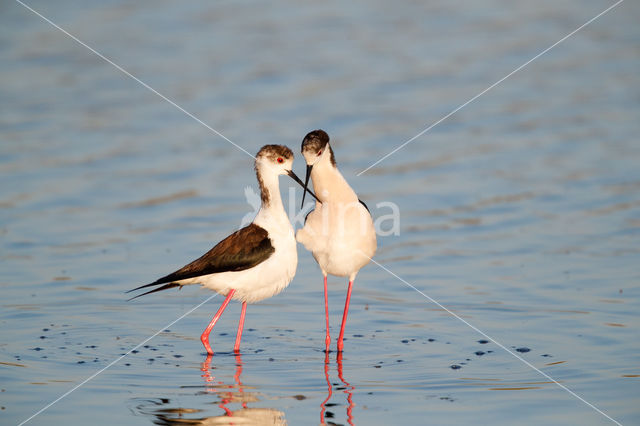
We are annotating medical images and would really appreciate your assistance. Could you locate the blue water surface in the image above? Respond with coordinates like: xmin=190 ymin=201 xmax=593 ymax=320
xmin=1 ymin=0 xmax=639 ymax=425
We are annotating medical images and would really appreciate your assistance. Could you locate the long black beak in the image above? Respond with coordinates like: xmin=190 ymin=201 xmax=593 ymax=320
xmin=300 ymin=164 xmax=313 ymax=209
xmin=287 ymin=169 xmax=319 ymax=204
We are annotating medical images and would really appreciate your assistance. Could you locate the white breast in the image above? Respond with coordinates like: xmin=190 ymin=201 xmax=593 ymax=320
xmin=297 ymin=200 xmax=376 ymax=279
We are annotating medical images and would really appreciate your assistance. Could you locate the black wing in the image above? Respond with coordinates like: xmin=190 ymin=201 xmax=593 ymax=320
xmin=127 ymin=223 xmax=274 ymax=299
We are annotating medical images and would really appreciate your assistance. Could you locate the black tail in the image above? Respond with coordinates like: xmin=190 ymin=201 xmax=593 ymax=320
xmin=126 ymin=282 xmax=181 ymax=301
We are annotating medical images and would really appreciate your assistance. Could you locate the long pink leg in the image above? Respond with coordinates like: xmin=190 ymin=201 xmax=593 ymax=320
xmin=234 ymin=301 xmax=247 ymax=353
xmin=324 ymin=275 xmax=331 ymax=352
xmin=337 ymin=280 xmax=353 ymax=352
xmin=201 ymin=289 xmax=235 ymax=355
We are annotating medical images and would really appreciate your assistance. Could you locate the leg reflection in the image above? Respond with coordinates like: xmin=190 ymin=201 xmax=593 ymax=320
xmin=320 ymin=352 xmax=333 ymax=424
xmin=200 ymin=353 xmax=233 ymax=415
xmin=233 ymin=353 xmax=248 ymax=409
xmin=198 ymin=353 xmax=286 ymax=424
xmin=320 ymin=352 xmax=355 ymax=425
xmin=337 ymin=352 xmax=354 ymax=426
xmin=200 ymin=354 xmax=221 ymax=387
xmin=133 ymin=356 xmax=286 ymax=424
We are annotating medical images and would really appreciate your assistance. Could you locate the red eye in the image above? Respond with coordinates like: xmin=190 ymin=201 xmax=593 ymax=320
xmin=317 ymin=150 xmax=322 ymax=156
xmin=277 ymin=157 xmax=284 ymax=163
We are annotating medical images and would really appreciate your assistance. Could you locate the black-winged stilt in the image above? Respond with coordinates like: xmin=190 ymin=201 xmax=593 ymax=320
xmin=296 ymin=130 xmax=377 ymax=352
xmin=128 ymin=145 xmax=317 ymax=355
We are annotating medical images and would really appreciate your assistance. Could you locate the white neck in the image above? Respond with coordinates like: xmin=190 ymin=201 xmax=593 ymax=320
xmin=311 ymin=153 xmax=358 ymax=203
xmin=253 ymin=170 xmax=289 ymax=230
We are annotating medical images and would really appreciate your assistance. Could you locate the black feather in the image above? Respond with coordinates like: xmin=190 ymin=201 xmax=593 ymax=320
xmin=127 ymin=283 xmax=181 ymax=301
xmin=127 ymin=223 xmax=275 ymax=300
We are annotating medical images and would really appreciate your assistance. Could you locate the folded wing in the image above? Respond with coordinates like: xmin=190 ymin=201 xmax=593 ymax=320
xmin=127 ymin=223 xmax=274 ymax=299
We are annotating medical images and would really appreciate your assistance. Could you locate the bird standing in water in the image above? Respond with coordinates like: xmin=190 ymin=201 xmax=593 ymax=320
xmin=128 ymin=145 xmax=317 ymax=355
xmin=296 ymin=130 xmax=377 ymax=352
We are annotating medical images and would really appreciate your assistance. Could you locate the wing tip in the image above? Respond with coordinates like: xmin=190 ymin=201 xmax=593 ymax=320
xmin=125 ymin=273 xmax=176 ymax=294
xmin=125 ymin=282 xmax=156 ymax=294
xmin=126 ymin=282 xmax=181 ymax=301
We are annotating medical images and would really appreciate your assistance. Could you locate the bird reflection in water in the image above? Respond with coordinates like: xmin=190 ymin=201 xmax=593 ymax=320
xmin=321 ymin=352 xmax=355 ymax=426
xmin=135 ymin=353 xmax=286 ymax=425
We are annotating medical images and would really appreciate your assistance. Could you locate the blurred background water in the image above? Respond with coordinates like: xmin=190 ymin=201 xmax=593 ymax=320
xmin=1 ymin=0 xmax=639 ymax=424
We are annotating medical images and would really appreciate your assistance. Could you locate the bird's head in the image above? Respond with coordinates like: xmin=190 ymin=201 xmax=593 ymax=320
xmin=255 ymin=144 xmax=295 ymax=177
xmin=254 ymin=144 xmax=319 ymax=204
xmin=300 ymin=130 xmax=335 ymax=207
xmin=300 ymin=129 xmax=335 ymax=168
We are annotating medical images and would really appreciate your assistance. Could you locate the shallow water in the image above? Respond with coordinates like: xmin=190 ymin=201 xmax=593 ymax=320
xmin=1 ymin=0 xmax=639 ymax=425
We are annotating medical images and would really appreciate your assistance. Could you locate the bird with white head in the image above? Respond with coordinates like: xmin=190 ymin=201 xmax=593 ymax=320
xmin=297 ymin=130 xmax=377 ymax=352
xmin=128 ymin=144 xmax=318 ymax=355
